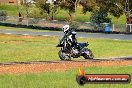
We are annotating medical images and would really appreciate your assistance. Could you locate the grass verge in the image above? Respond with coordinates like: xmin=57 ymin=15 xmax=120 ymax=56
xmin=0 ymin=26 xmax=50 ymax=32
xmin=0 ymin=66 xmax=131 ymax=88
xmin=0 ymin=34 xmax=131 ymax=62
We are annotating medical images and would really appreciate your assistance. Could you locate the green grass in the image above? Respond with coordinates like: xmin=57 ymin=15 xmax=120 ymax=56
xmin=0 ymin=66 xmax=132 ymax=88
xmin=0 ymin=4 xmax=23 ymax=16
xmin=0 ymin=26 xmax=50 ymax=32
xmin=0 ymin=34 xmax=59 ymax=62
xmin=89 ymin=38 xmax=132 ymax=58
xmin=0 ymin=4 xmax=17 ymax=11
xmin=0 ymin=34 xmax=132 ymax=62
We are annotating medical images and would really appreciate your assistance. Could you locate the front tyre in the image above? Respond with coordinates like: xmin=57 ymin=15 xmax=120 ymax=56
xmin=83 ymin=49 xmax=94 ymax=59
xmin=58 ymin=50 xmax=71 ymax=60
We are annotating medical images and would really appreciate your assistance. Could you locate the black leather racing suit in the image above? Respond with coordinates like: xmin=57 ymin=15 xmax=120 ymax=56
xmin=59 ymin=29 xmax=77 ymax=49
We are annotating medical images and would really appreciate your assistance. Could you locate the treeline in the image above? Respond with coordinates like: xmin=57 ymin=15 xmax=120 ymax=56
xmin=30 ymin=0 xmax=131 ymax=23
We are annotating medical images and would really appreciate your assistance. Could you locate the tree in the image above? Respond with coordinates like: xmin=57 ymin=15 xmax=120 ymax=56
xmin=93 ymin=0 xmax=132 ymax=32
xmin=96 ymin=0 xmax=124 ymax=18
xmin=23 ymin=0 xmax=32 ymax=25
xmin=115 ymin=0 xmax=132 ymax=17
xmin=90 ymin=10 xmax=111 ymax=24
xmin=35 ymin=0 xmax=60 ymax=20
xmin=80 ymin=0 xmax=124 ymax=24
xmin=80 ymin=0 xmax=112 ymax=24
xmin=95 ymin=0 xmax=132 ymax=18
xmin=59 ymin=0 xmax=79 ymax=21
xmin=79 ymin=0 xmax=97 ymax=14
xmin=115 ymin=0 xmax=132 ymax=32
xmin=34 ymin=0 xmax=51 ymax=20
xmin=34 ymin=0 xmax=80 ymax=21
xmin=16 ymin=0 xmax=23 ymax=22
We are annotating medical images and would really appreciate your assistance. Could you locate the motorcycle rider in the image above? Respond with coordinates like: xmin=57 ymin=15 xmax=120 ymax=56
xmin=57 ymin=25 xmax=78 ymax=50
xmin=56 ymin=25 xmax=93 ymax=60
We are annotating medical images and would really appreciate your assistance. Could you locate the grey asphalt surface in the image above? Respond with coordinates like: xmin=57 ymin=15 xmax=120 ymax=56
xmin=0 ymin=29 xmax=132 ymax=40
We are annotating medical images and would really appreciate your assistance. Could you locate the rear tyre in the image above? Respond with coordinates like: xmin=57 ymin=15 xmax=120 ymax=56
xmin=83 ymin=49 xmax=94 ymax=59
xmin=58 ymin=50 xmax=71 ymax=60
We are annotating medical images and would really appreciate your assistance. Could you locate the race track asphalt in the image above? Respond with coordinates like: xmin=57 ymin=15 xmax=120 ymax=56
xmin=0 ymin=29 xmax=132 ymax=40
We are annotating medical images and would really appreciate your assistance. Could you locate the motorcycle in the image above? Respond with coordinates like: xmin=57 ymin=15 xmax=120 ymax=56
xmin=56 ymin=26 xmax=94 ymax=60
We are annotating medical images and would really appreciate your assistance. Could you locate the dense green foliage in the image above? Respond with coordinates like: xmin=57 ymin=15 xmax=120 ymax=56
xmin=90 ymin=10 xmax=111 ymax=23
xmin=34 ymin=0 xmax=132 ymax=23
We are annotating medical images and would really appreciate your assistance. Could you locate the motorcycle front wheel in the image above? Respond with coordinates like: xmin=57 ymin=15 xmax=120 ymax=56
xmin=58 ymin=50 xmax=71 ymax=60
xmin=82 ymin=49 xmax=94 ymax=59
